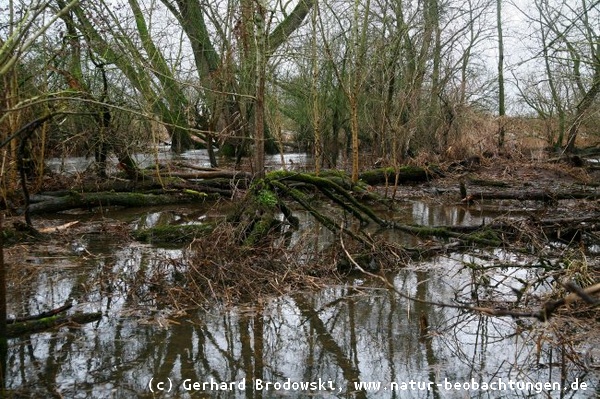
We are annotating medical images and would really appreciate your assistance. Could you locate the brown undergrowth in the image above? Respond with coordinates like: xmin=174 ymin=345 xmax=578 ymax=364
xmin=148 ymin=220 xmax=407 ymax=308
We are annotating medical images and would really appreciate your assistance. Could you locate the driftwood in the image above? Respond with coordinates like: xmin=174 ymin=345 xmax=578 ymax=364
xmin=38 ymin=221 xmax=80 ymax=233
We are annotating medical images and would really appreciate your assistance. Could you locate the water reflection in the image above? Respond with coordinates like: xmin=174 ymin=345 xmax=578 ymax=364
xmin=45 ymin=149 xmax=311 ymax=175
xmin=5 ymin=201 xmax=599 ymax=398
xmin=7 ymin=263 xmax=598 ymax=398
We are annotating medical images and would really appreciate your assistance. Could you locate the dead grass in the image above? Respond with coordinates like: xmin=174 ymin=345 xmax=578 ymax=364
xmin=149 ymin=223 xmax=336 ymax=307
xmin=144 ymin=216 xmax=408 ymax=309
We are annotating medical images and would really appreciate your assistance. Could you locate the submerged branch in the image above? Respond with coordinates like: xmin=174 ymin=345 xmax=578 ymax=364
xmin=343 ymin=236 xmax=599 ymax=322
xmin=7 ymin=302 xmax=72 ymax=324
xmin=6 ymin=312 xmax=102 ymax=338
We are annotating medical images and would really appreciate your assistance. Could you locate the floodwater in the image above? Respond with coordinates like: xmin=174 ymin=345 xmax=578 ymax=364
xmin=5 ymin=150 xmax=599 ymax=398
xmin=44 ymin=146 xmax=310 ymax=175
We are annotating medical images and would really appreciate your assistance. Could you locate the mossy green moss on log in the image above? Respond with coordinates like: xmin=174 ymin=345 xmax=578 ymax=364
xmin=28 ymin=191 xmax=207 ymax=215
xmin=242 ymin=212 xmax=282 ymax=246
xmin=230 ymin=168 xmax=504 ymax=250
xmin=6 ymin=312 xmax=102 ymax=337
xmin=236 ymin=186 xmax=292 ymax=246
xmin=358 ymin=165 xmax=441 ymax=185
xmin=270 ymin=180 xmax=370 ymax=245
xmin=133 ymin=224 xmax=214 ymax=244
xmin=265 ymin=170 xmax=387 ymax=226
xmin=387 ymin=222 xmax=502 ymax=247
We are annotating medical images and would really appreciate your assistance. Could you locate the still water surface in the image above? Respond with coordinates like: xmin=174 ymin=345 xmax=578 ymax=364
xmin=6 ymin=151 xmax=599 ymax=398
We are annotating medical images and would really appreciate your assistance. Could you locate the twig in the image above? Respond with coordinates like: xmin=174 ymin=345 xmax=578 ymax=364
xmin=341 ymin=232 xmax=600 ymax=321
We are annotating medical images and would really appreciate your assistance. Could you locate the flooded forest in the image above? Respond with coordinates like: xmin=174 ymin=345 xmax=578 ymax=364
xmin=1 ymin=0 xmax=600 ymax=397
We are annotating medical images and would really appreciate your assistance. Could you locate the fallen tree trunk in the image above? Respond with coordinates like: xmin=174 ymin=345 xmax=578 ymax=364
xmin=27 ymin=191 xmax=208 ymax=215
xmin=41 ymin=167 xmax=249 ymax=198
xmin=429 ymin=214 xmax=600 ymax=234
xmin=467 ymin=189 xmax=600 ymax=201
xmin=133 ymin=224 xmax=215 ymax=244
xmin=164 ymin=170 xmax=252 ymax=180
xmin=7 ymin=302 xmax=72 ymax=324
xmin=230 ymin=170 xmax=503 ymax=251
xmin=359 ymin=165 xmax=442 ymax=185
xmin=6 ymin=312 xmax=102 ymax=337
xmin=429 ymin=215 xmax=600 ymax=248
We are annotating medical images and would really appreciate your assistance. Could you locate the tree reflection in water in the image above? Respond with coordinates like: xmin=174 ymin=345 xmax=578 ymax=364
xmin=5 ymin=201 xmax=599 ymax=398
xmin=6 ymin=255 xmax=598 ymax=398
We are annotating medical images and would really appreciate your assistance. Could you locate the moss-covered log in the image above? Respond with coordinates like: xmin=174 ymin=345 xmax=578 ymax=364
xmin=40 ymin=167 xmax=249 ymax=200
xmin=270 ymin=180 xmax=370 ymax=245
xmin=270 ymin=171 xmax=385 ymax=221
xmin=6 ymin=312 xmax=102 ymax=337
xmin=27 ymin=191 xmax=207 ymax=215
xmin=427 ymin=214 xmax=600 ymax=245
xmin=8 ymin=303 xmax=72 ymax=324
xmin=468 ymin=178 xmax=510 ymax=188
xmin=232 ymin=185 xmax=294 ymax=246
xmin=358 ymin=165 xmax=441 ymax=185
xmin=164 ymin=170 xmax=252 ymax=180
xmin=387 ymin=222 xmax=503 ymax=247
xmin=235 ymin=170 xmax=499 ymax=249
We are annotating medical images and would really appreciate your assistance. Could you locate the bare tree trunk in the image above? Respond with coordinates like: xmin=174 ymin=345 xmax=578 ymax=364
xmin=565 ymin=56 xmax=600 ymax=153
xmin=0 ymin=213 xmax=6 ymax=376
xmin=253 ymin=0 xmax=267 ymax=178
xmin=497 ymin=0 xmax=506 ymax=149
xmin=350 ymin=98 xmax=359 ymax=182
xmin=349 ymin=0 xmax=371 ymax=183
xmin=311 ymin=4 xmax=322 ymax=175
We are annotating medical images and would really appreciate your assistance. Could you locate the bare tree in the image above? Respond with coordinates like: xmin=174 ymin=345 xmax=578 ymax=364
xmin=497 ymin=0 xmax=506 ymax=148
xmin=518 ymin=0 xmax=600 ymax=152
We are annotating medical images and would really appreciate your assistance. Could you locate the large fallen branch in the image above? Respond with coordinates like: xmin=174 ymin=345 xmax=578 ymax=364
xmin=7 ymin=302 xmax=72 ymax=324
xmin=40 ymin=166 xmax=249 ymax=201
xmin=467 ymin=189 xmax=600 ymax=201
xmin=425 ymin=214 xmax=600 ymax=243
xmin=358 ymin=165 xmax=442 ymax=185
xmin=27 ymin=191 xmax=207 ymax=215
xmin=7 ymin=311 xmax=102 ymax=337
xmin=232 ymin=170 xmax=503 ymax=250
xmin=164 ymin=170 xmax=252 ymax=180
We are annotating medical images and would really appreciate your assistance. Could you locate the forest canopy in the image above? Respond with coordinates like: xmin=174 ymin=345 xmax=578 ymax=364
xmin=0 ymin=0 xmax=599 ymax=193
